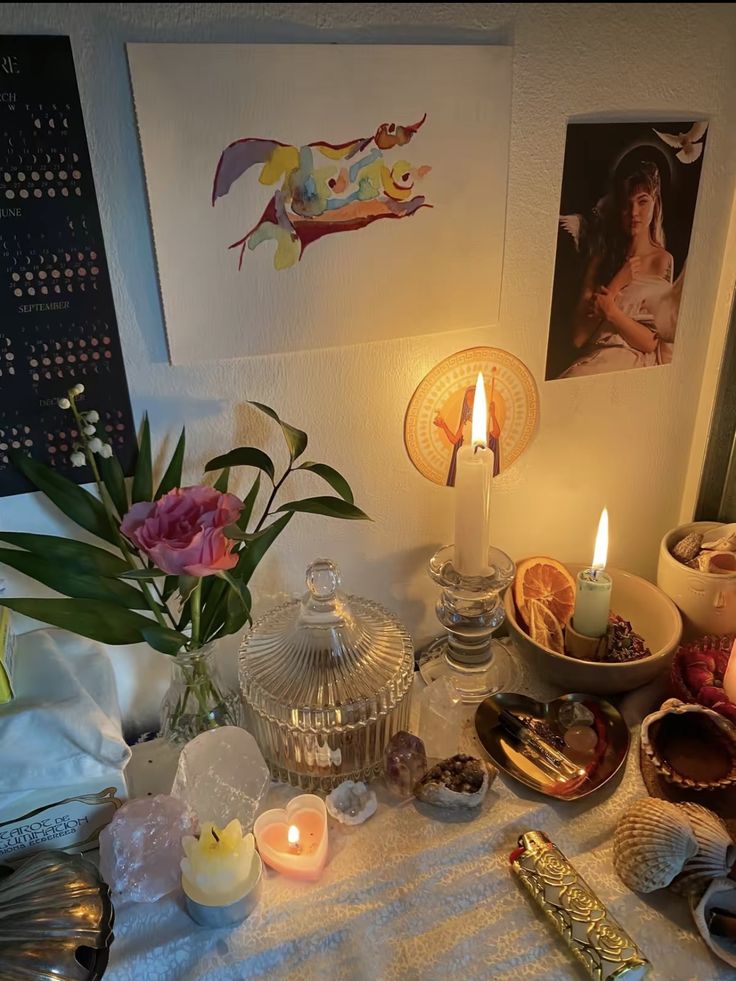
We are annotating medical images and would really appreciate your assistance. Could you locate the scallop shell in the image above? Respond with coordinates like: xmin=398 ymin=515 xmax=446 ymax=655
xmin=640 ymin=698 xmax=736 ymax=791
xmin=613 ymin=797 xmax=698 ymax=893
xmin=0 ymin=849 xmax=114 ymax=980
xmin=690 ymin=876 xmax=736 ymax=968
xmin=673 ymin=803 xmax=736 ymax=896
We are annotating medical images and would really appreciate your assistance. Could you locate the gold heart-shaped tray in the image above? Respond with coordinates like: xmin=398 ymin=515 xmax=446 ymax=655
xmin=475 ymin=692 xmax=630 ymax=801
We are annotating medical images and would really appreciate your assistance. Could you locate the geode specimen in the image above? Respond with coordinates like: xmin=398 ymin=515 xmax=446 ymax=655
xmin=414 ymin=754 xmax=496 ymax=809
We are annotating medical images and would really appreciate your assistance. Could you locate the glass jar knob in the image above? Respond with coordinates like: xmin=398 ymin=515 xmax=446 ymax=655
xmin=306 ymin=559 xmax=341 ymax=600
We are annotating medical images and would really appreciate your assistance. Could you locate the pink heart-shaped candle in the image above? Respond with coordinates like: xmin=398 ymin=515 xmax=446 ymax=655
xmin=253 ymin=794 xmax=328 ymax=881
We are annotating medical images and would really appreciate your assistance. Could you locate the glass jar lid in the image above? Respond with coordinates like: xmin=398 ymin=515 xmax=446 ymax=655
xmin=239 ymin=559 xmax=414 ymax=725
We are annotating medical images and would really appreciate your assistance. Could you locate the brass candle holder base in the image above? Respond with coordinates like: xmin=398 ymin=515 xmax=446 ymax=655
xmin=564 ymin=620 xmax=607 ymax=662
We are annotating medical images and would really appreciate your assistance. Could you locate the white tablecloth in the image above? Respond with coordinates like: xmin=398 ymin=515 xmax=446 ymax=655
xmin=105 ymin=665 xmax=730 ymax=981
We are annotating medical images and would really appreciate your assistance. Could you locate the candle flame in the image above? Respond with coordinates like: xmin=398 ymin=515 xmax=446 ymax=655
xmin=287 ymin=825 xmax=300 ymax=848
xmin=592 ymin=508 xmax=608 ymax=571
xmin=471 ymin=372 xmax=487 ymax=447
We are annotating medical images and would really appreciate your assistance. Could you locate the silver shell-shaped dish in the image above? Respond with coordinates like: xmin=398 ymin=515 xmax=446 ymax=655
xmin=0 ymin=850 xmax=114 ymax=981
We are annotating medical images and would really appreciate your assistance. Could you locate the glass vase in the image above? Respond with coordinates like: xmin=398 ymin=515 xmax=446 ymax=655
xmin=159 ymin=642 xmax=241 ymax=745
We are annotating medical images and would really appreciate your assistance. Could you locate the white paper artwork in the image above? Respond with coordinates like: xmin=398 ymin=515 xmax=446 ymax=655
xmin=127 ymin=44 xmax=512 ymax=362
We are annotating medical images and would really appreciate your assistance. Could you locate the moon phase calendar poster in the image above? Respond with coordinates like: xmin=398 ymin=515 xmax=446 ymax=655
xmin=127 ymin=44 xmax=512 ymax=362
xmin=0 ymin=35 xmax=135 ymax=497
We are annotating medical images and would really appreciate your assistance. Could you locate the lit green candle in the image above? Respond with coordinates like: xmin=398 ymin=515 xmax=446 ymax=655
xmin=573 ymin=509 xmax=612 ymax=638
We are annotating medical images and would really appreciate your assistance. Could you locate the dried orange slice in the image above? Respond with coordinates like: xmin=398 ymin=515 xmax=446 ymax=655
xmin=514 ymin=556 xmax=576 ymax=629
xmin=527 ymin=598 xmax=565 ymax=654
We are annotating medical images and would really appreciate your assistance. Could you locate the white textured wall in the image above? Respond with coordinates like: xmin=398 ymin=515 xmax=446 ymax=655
xmin=2 ymin=3 xmax=735 ymax=650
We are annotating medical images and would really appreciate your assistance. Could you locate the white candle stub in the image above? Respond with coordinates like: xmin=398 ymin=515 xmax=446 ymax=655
xmin=454 ymin=372 xmax=494 ymax=577
xmin=572 ymin=508 xmax=613 ymax=639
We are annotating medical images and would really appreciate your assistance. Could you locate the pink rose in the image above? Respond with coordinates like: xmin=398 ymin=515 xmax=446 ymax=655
xmin=121 ymin=486 xmax=243 ymax=577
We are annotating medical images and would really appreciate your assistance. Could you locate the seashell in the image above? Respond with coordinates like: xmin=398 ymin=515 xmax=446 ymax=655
xmin=690 ymin=876 xmax=736 ymax=968
xmin=697 ymin=550 xmax=736 ymax=574
xmin=613 ymin=797 xmax=698 ymax=893
xmin=673 ymin=803 xmax=736 ymax=896
xmin=640 ymin=698 xmax=736 ymax=791
xmin=414 ymin=754 xmax=496 ymax=809
xmin=702 ymin=523 xmax=736 ymax=552
xmin=325 ymin=780 xmax=377 ymax=825
xmin=672 ymin=532 xmax=704 ymax=563
xmin=0 ymin=849 xmax=114 ymax=980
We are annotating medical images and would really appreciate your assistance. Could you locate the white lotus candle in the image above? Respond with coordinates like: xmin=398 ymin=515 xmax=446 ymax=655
xmin=573 ymin=509 xmax=613 ymax=638
xmin=454 ymin=372 xmax=494 ymax=576
xmin=181 ymin=819 xmax=261 ymax=907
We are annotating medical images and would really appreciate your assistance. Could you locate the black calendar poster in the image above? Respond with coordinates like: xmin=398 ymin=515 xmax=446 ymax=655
xmin=0 ymin=35 xmax=135 ymax=497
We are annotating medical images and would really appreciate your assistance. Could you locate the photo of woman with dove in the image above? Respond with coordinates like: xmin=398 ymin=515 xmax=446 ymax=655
xmin=545 ymin=120 xmax=708 ymax=381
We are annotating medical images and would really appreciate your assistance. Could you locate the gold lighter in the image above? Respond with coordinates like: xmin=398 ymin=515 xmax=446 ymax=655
xmin=510 ymin=831 xmax=651 ymax=981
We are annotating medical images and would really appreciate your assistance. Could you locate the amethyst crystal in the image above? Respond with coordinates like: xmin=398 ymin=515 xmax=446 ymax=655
xmin=384 ymin=730 xmax=427 ymax=797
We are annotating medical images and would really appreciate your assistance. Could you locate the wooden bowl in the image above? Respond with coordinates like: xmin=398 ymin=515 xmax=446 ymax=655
xmin=504 ymin=562 xmax=682 ymax=695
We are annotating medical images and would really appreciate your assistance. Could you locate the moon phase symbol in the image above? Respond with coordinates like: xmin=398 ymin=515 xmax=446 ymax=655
xmin=62 ymin=118 xmax=69 ymax=128
xmin=34 ymin=118 xmax=41 ymax=128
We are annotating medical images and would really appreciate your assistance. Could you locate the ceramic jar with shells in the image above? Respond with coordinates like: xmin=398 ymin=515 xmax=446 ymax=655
xmin=613 ymin=797 xmax=736 ymax=898
xmin=640 ymin=698 xmax=736 ymax=791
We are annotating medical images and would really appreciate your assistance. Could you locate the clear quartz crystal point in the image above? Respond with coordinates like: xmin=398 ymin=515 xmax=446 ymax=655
xmin=240 ymin=559 xmax=415 ymax=790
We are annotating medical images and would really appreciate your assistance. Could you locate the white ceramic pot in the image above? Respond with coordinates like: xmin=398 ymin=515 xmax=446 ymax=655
xmin=657 ymin=521 xmax=736 ymax=639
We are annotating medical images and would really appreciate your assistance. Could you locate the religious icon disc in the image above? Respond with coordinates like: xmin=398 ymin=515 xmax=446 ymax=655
xmin=404 ymin=346 xmax=538 ymax=486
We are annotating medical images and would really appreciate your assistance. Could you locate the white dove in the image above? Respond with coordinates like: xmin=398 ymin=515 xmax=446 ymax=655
xmin=653 ymin=121 xmax=708 ymax=163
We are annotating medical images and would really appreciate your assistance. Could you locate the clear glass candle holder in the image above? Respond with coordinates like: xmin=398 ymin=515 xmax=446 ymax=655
xmin=418 ymin=544 xmax=517 ymax=702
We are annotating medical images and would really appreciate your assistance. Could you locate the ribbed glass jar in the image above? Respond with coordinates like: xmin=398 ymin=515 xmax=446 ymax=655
xmin=239 ymin=559 xmax=414 ymax=790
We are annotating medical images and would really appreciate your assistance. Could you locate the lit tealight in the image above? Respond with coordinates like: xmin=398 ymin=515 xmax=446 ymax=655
xmin=287 ymin=824 xmax=301 ymax=854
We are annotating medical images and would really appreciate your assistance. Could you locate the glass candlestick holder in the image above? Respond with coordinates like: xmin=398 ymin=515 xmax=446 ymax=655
xmin=418 ymin=544 xmax=517 ymax=703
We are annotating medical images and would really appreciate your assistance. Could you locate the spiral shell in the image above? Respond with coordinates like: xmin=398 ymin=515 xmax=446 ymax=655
xmin=613 ymin=797 xmax=698 ymax=893
xmin=673 ymin=803 xmax=736 ymax=896
xmin=672 ymin=532 xmax=703 ymax=563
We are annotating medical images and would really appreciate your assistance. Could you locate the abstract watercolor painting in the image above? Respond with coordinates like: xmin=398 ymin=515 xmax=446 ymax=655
xmin=128 ymin=45 xmax=511 ymax=362
xmin=213 ymin=115 xmax=432 ymax=270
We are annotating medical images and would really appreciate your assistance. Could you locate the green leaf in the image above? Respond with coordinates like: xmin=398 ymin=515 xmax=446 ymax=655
xmin=0 ymin=548 xmax=149 ymax=608
xmin=155 ymin=427 xmax=186 ymax=500
xmin=298 ymin=462 xmax=354 ymax=504
xmin=11 ymin=452 xmax=117 ymax=544
xmin=213 ymin=467 xmax=230 ymax=493
xmin=0 ymin=532 xmax=128 ymax=577
xmin=239 ymin=474 xmax=261 ymax=531
xmin=249 ymin=401 xmax=307 ymax=462
xmin=132 ymin=414 xmax=152 ymax=504
xmin=0 ymin=598 xmax=185 ymax=653
xmin=275 ymin=496 xmax=369 ymax=521
xmin=218 ymin=570 xmax=251 ymax=611
xmin=98 ymin=454 xmax=128 ymax=519
xmin=223 ymin=582 xmax=252 ymax=637
xmin=234 ymin=512 xmax=292 ymax=585
xmin=119 ymin=567 xmax=168 ymax=580
xmin=199 ymin=576 xmax=228 ymax=639
xmin=162 ymin=575 xmax=179 ymax=602
xmin=140 ymin=623 xmax=188 ymax=656
xmin=177 ymin=575 xmax=198 ymax=604
xmin=204 ymin=447 xmax=274 ymax=483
